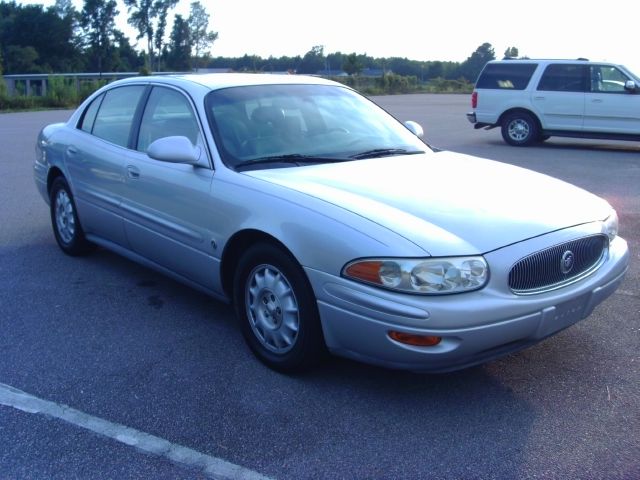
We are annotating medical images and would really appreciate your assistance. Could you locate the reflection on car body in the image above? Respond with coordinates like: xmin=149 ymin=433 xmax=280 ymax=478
xmin=34 ymin=74 xmax=629 ymax=373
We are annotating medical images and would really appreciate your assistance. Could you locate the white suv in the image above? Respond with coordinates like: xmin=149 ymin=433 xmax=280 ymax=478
xmin=467 ymin=59 xmax=640 ymax=146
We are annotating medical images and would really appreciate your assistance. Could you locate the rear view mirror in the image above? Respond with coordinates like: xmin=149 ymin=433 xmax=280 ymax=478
xmin=404 ymin=120 xmax=424 ymax=138
xmin=147 ymin=136 xmax=201 ymax=165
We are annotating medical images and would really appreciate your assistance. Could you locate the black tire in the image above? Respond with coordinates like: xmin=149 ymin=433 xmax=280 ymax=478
xmin=501 ymin=112 xmax=539 ymax=146
xmin=49 ymin=176 xmax=94 ymax=256
xmin=233 ymin=242 xmax=325 ymax=372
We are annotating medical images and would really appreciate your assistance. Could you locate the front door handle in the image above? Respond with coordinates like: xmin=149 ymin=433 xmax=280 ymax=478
xmin=127 ymin=165 xmax=140 ymax=179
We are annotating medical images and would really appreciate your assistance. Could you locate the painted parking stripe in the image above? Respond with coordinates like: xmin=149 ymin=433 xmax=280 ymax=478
xmin=0 ymin=382 xmax=272 ymax=480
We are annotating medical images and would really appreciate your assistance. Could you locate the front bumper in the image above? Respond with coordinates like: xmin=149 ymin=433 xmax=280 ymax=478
xmin=306 ymin=229 xmax=629 ymax=373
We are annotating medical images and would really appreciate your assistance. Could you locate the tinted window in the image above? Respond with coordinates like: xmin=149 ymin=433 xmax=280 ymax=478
xmin=590 ymin=65 xmax=630 ymax=93
xmin=537 ymin=64 xmax=588 ymax=92
xmin=137 ymin=87 xmax=202 ymax=152
xmin=476 ymin=63 xmax=537 ymax=90
xmin=92 ymin=86 xmax=146 ymax=147
xmin=78 ymin=93 xmax=103 ymax=133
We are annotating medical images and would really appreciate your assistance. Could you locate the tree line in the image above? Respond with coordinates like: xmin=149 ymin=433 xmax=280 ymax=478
xmin=0 ymin=0 xmax=217 ymax=74
xmin=0 ymin=0 xmax=504 ymax=82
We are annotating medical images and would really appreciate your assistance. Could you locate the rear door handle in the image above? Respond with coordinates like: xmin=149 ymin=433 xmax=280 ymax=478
xmin=127 ymin=165 xmax=140 ymax=179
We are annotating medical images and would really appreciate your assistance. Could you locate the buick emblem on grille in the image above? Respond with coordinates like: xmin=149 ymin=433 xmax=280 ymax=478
xmin=560 ymin=250 xmax=575 ymax=274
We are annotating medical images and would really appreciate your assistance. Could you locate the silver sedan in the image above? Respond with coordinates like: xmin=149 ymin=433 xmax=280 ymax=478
xmin=34 ymin=74 xmax=630 ymax=373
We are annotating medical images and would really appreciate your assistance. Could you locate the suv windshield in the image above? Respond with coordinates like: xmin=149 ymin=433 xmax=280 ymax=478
xmin=205 ymin=84 xmax=426 ymax=169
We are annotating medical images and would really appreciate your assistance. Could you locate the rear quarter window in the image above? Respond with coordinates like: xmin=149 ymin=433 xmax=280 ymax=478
xmin=476 ymin=63 xmax=538 ymax=90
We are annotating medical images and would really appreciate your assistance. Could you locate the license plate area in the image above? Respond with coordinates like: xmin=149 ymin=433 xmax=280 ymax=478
xmin=539 ymin=293 xmax=590 ymax=337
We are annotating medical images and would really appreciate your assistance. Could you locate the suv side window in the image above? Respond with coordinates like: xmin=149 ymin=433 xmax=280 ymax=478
xmin=476 ymin=63 xmax=537 ymax=90
xmin=537 ymin=64 xmax=588 ymax=92
xmin=590 ymin=65 xmax=630 ymax=93
xmin=92 ymin=86 xmax=146 ymax=147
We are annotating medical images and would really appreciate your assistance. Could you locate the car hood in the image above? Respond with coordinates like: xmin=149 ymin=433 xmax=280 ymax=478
xmin=244 ymin=152 xmax=612 ymax=255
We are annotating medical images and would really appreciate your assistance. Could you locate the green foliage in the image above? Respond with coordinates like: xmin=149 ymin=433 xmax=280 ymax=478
xmin=458 ymin=42 xmax=496 ymax=82
xmin=0 ymin=50 xmax=7 ymax=99
xmin=81 ymin=0 xmax=119 ymax=74
xmin=45 ymin=75 xmax=78 ymax=107
xmin=504 ymin=46 xmax=519 ymax=58
xmin=0 ymin=1 xmax=83 ymax=73
xmin=0 ymin=76 xmax=106 ymax=112
xmin=188 ymin=1 xmax=217 ymax=70
xmin=342 ymin=53 xmax=363 ymax=76
xmin=423 ymin=77 xmax=473 ymax=93
xmin=166 ymin=14 xmax=191 ymax=71
xmin=299 ymin=45 xmax=325 ymax=74
xmin=124 ymin=0 xmax=178 ymax=70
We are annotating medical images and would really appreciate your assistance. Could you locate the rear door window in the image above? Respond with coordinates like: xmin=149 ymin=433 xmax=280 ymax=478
xmin=537 ymin=64 xmax=588 ymax=92
xmin=476 ymin=63 xmax=537 ymax=90
xmin=91 ymin=86 xmax=146 ymax=147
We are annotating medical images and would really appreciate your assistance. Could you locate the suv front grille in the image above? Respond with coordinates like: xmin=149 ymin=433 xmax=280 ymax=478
xmin=509 ymin=235 xmax=607 ymax=294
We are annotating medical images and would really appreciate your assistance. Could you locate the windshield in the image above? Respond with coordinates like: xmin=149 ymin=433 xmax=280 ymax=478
xmin=620 ymin=64 xmax=640 ymax=84
xmin=205 ymin=83 xmax=427 ymax=169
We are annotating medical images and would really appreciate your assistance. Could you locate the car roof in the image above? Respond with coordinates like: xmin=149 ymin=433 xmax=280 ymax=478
xmin=488 ymin=58 xmax=619 ymax=66
xmin=110 ymin=73 xmax=341 ymax=91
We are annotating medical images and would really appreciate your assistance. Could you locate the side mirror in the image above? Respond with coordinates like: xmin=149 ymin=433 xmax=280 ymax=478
xmin=404 ymin=120 xmax=424 ymax=138
xmin=624 ymin=80 xmax=637 ymax=92
xmin=147 ymin=136 xmax=201 ymax=165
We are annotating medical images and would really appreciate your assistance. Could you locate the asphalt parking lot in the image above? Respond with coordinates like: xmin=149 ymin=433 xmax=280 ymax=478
xmin=1 ymin=95 xmax=638 ymax=479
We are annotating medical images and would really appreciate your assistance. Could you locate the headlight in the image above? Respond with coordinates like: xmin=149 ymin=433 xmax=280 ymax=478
xmin=603 ymin=211 xmax=618 ymax=242
xmin=343 ymin=256 xmax=489 ymax=294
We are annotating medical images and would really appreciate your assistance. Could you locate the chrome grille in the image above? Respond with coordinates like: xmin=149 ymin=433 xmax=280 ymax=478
xmin=509 ymin=235 xmax=608 ymax=294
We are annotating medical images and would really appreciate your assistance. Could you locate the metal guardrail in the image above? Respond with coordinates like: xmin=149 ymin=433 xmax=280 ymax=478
xmin=1 ymin=72 xmax=188 ymax=97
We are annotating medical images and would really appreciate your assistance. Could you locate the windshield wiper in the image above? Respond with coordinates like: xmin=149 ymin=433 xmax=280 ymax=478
xmin=349 ymin=148 xmax=424 ymax=160
xmin=235 ymin=154 xmax=349 ymax=171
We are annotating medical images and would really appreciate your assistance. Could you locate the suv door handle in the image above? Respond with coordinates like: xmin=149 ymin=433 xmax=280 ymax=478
xmin=591 ymin=98 xmax=603 ymax=103
xmin=533 ymin=96 xmax=545 ymax=101
xmin=127 ymin=165 xmax=140 ymax=179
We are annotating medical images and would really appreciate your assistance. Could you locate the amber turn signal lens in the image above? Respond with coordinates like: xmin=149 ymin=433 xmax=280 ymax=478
xmin=388 ymin=331 xmax=442 ymax=347
xmin=344 ymin=261 xmax=383 ymax=284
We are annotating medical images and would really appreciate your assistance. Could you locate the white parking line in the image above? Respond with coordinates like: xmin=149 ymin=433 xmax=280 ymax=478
xmin=0 ymin=382 xmax=272 ymax=480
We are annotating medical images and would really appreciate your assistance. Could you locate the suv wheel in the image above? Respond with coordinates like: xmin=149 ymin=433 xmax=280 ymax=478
xmin=501 ymin=112 xmax=539 ymax=146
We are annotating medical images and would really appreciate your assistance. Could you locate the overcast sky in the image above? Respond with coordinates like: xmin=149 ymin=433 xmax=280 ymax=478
xmin=25 ymin=0 xmax=640 ymax=74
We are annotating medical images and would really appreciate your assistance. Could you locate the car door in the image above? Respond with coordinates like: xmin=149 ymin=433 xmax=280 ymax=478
xmin=533 ymin=63 xmax=588 ymax=130
xmin=583 ymin=64 xmax=640 ymax=134
xmin=65 ymin=85 xmax=146 ymax=246
xmin=120 ymin=85 xmax=218 ymax=290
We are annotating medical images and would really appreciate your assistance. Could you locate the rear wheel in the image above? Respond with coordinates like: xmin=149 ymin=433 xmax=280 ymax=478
xmin=501 ymin=112 xmax=539 ymax=146
xmin=233 ymin=243 xmax=325 ymax=372
xmin=50 ymin=176 xmax=94 ymax=256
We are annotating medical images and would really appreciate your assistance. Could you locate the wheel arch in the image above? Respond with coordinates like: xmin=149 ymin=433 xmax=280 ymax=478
xmin=46 ymin=166 xmax=65 ymax=197
xmin=220 ymin=229 xmax=299 ymax=299
xmin=498 ymin=107 xmax=543 ymax=131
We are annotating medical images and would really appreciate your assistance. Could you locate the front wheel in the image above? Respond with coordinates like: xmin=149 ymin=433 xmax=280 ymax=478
xmin=50 ymin=176 xmax=94 ymax=256
xmin=233 ymin=243 xmax=325 ymax=372
xmin=501 ymin=112 xmax=539 ymax=146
